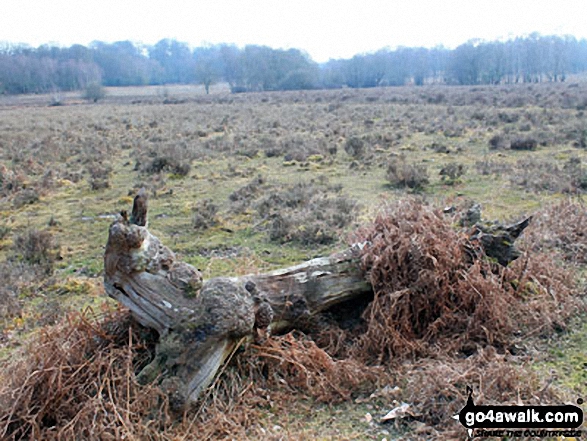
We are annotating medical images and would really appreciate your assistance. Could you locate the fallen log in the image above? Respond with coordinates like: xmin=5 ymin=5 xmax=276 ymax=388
xmin=104 ymin=193 xmax=530 ymax=408
xmin=104 ymin=194 xmax=371 ymax=408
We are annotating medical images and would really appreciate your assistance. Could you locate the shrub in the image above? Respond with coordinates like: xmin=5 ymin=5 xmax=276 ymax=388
xmin=247 ymin=180 xmax=357 ymax=246
xmin=192 ymin=199 xmax=219 ymax=230
xmin=488 ymin=134 xmax=507 ymax=149
xmin=352 ymin=199 xmax=580 ymax=360
xmin=475 ymin=158 xmax=512 ymax=176
xmin=229 ymin=175 xmax=265 ymax=213
xmin=231 ymin=85 xmax=248 ymax=93
xmin=563 ymin=156 xmax=587 ymax=191
xmin=0 ymin=309 xmax=166 ymax=440
xmin=11 ymin=229 xmax=60 ymax=274
xmin=430 ymin=142 xmax=450 ymax=154
xmin=87 ymin=164 xmax=111 ymax=190
xmin=277 ymin=69 xmax=318 ymax=91
xmin=386 ymin=157 xmax=429 ymax=190
xmin=509 ymin=157 xmax=585 ymax=193
xmin=266 ymin=195 xmax=356 ymax=245
xmin=139 ymin=146 xmax=193 ymax=177
xmin=278 ymin=134 xmax=328 ymax=162
xmin=171 ymin=161 xmax=191 ymax=177
xmin=0 ymin=262 xmax=43 ymax=320
xmin=439 ymin=163 xmax=466 ymax=184
xmin=0 ymin=165 xmax=25 ymax=197
xmin=49 ymin=95 xmax=64 ymax=107
xmin=344 ymin=137 xmax=365 ymax=158
xmin=83 ymin=83 xmax=106 ymax=103
xmin=497 ymin=111 xmax=519 ymax=123
xmin=510 ymin=137 xmax=537 ymax=151
xmin=523 ymin=200 xmax=587 ymax=263
xmin=12 ymin=188 xmax=40 ymax=208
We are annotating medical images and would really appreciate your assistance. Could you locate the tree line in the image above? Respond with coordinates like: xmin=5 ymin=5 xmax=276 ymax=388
xmin=1 ymin=33 xmax=587 ymax=95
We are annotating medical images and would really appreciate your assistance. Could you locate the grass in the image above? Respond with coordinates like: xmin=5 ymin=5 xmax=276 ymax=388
xmin=1 ymin=83 xmax=587 ymax=439
xmin=540 ymin=319 xmax=587 ymax=398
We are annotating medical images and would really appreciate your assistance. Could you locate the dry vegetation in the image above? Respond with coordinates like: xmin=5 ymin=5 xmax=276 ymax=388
xmin=1 ymin=82 xmax=587 ymax=439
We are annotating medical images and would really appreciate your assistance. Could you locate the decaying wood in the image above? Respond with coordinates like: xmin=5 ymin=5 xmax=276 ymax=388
xmin=104 ymin=194 xmax=530 ymax=408
xmin=469 ymin=216 xmax=533 ymax=266
xmin=104 ymin=197 xmax=370 ymax=408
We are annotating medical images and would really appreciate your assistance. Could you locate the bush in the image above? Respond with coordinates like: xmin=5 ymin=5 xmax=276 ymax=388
xmin=429 ymin=142 xmax=450 ymax=154
xmin=0 ymin=309 xmax=166 ymax=440
xmin=386 ymin=157 xmax=429 ymax=190
xmin=353 ymin=199 xmax=580 ymax=359
xmin=509 ymin=157 xmax=584 ymax=193
xmin=11 ymin=229 xmax=60 ymax=274
xmin=229 ymin=175 xmax=265 ymax=213
xmin=488 ymin=134 xmax=507 ymax=149
xmin=171 ymin=161 xmax=191 ymax=177
xmin=87 ymin=164 xmax=111 ymax=190
xmin=242 ymin=180 xmax=357 ymax=246
xmin=510 ymin=137 xmax=537 ymax=151
xmin=439 ymin=163 xmax=466 ymax=184
xmin=231 ymin=85 xmax=248 ymax=93
xmin=266 ymin=195 xmax=356 ymax=245
xmin=278 ymin=134 xmax=328 ymax=162
xmin=563 ymin=156 xmax=587 ymax=190
xmin=344 ymin=137 xmax=365 ymax=158
xmin=12 ymin=188 xmax=40 ymax=208
xmin=277 ymin=69 xmax=317 ymax=91
xmin=475 ymin=158 xmax=513 ymax=176
xmin=83 ymin=83 xmax=106 ymax=103
xmin=497 ymin=111 xmax=520 ymax=123
xmin=192 ymin=199 xmax=219 ymax=230
xmin=523 ymin=200 xmax=587 ymax=263
xmin=138 ymin=146 xmax=193 ymax=177
xmin=0 ymin=262 xmax=43 ymax=320
xmin=0 ymin=165 xmax=25 ymax=197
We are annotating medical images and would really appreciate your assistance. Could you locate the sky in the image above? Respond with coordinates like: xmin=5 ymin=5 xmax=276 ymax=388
xmin=1 ymin=0 xmax=585 ymax=62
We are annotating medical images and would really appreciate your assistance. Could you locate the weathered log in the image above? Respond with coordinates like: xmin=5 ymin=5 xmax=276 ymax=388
xmin=104 ymin=195 xmax=531 ymax=408
xmin=104 ymin=200 xmax=371 ymax=408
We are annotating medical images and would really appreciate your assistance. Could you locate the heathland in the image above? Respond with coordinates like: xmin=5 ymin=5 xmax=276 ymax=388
xmin=0 ymin=82 xmax=586 ymax=439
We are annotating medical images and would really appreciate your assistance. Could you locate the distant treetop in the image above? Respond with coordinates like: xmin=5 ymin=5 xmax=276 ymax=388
xmin=0 ymin=34 xmax=586 ymax=95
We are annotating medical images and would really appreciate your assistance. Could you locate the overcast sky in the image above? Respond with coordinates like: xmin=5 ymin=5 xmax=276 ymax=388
xmin=1 ymin=0 xmax=585 ymax=62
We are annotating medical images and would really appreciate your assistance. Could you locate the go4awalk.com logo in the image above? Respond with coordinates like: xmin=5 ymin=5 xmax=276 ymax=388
xmin=453 ymin=387 xmax=584 ymax=438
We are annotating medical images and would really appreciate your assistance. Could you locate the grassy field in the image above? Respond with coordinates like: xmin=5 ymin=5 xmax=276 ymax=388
xmin=1 ymin=83 xmax=587 ymax=439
